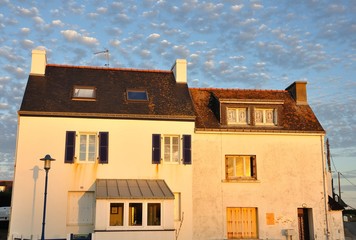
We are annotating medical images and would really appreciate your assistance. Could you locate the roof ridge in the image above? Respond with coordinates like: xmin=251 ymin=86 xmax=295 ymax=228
xmin=189 ymin=87 xmax=287 ymax=92
xmin=46 ymin=64 xmax=172 ymax=73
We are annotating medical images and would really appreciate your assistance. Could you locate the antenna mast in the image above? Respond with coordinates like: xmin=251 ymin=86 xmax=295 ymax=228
xmin=94 ymin=49 xmax=110 ymax=67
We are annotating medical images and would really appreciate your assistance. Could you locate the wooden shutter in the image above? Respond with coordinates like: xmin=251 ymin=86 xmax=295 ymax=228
xmin=227 ymin=207 xmax=257 ymax=239
xmin=250 ymin=156 xmax=257 ymax=179
xmin=182 ymin=135 xmax=192 ymax=164
xmin=64 ymin=131 xmax=76 ymax=163
xmin=99 ymin=132 xmax=109 ymax=164
xmin=152 ymin=134 xmax=161 ymax=164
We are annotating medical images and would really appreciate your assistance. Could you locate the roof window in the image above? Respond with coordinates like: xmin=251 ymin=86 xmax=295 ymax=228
xmin=73 ymin=86 xmax=96 ymax=100
xmin=127 ymin=90 xmax=148 ymax=101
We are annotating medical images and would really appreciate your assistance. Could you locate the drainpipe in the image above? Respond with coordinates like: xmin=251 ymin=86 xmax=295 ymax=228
xmin=321 ymin=135 xmax=330 ymax=239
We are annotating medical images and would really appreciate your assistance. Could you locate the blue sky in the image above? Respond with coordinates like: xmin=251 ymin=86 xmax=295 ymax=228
xmin=0 ymin=0 xmax=355 ymax=208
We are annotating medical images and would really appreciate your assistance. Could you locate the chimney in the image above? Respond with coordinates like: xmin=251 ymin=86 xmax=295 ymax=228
xmin=30 ymin=49 xmax=47 ymax=75
xmin=171 ymin=59 xmax=187 ymax=83
xmin=286 ymin=81 xmax=308 ymax=105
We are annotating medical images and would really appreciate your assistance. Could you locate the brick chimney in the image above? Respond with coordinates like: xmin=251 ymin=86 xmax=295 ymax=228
xmin=286 ymin=81 xmax=308 ymax=105
xmin=30 ymin=49 xmax=47 ymax=76
xmin=171 ymin=59 xmax=187 ymax=83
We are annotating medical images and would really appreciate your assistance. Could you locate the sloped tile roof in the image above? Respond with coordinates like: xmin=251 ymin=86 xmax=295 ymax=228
xmin=96 ymin=179 xmax=174 ymax=199
xmin=19 ymin=65 xmax=195 ymax=121
xmin=189 ymin=88 xmax=325 ymax=133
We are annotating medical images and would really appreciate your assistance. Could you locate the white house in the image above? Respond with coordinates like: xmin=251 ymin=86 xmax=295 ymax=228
xmin=190 ymin=85 xmax=344 ymax=239
xmin=9 ymin=49 xmax=344 ymax=240
xmin=9 ymin=50 xmax=194 ymax=240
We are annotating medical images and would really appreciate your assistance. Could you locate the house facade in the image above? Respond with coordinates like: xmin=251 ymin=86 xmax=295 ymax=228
xmin=8 ymin=49 xmax=344 ymax=240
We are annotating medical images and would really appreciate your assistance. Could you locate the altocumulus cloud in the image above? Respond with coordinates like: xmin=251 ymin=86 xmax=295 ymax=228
xmin=61 ymin=30 xmax=99 ymax=46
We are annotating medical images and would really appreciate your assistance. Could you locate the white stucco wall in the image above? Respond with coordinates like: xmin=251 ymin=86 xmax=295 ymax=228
xmin=9 ymin=116 xmax=193 ymax=240
xmin=192 ymin=131 xmax=330 ymax=240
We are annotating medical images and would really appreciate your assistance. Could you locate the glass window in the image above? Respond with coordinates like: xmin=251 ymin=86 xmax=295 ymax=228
xmin=227 ymin=207 xmax=258 ymax=239
xmin=174 ymin=193 xmax=181 ymax=221
xmin=127 ymin=90 xmax=148 ymax=101
xmin=226 ymin=155 xmax=256 ymax=180
xmin=147 ymin=203 xmax=161 ymax=226
xmin=227 ymin=108 xmax=248 ymax=124
xmin=164 ymin=136 xmax=180 ymax=163
xmin=129 ymin=203 xmax=142 ymax=226
xmin=73 ymin=87 xmax=96 ymax=99
xmin=255 ymin=108 xmax=277 ymax=125
xmin=79 ymin=133 xmax=96 ymax=162
xmin=110 ymin=203 xmax=124 ymax=226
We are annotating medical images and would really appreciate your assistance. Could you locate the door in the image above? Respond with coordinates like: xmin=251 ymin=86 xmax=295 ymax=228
xmin=297 ymin=208 xmax=310 ymax=240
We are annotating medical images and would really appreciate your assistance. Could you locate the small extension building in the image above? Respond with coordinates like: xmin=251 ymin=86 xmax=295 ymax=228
xmin=8 ymin=49 xmax=344 ymax=240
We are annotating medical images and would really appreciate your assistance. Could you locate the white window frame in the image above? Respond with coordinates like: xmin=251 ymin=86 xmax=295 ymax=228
xmin=107 ymin=201 xmax=163 ymax=230
xmin=72 ymin=86 xmax=96 ymax=100
xmin=163 ymin=135 xmax=181 ymax=164
xmin=226 ymin=155 xmax=256 ymax=180
xmin=227 ymin=108 xmax=249 ymax=125
xmin=254 ymin=108 xmax=277 ymax=126
xmin=77 ymin=132 xmax=97 ymax=163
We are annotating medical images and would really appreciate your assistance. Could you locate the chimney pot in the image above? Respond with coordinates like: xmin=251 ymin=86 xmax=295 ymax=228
xmin=286 ymin=81 xmax=308 ymax=105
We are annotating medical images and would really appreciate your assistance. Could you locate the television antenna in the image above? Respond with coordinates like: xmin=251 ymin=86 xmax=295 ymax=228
xmin=94 ymin=49 xmax=110 ymax=67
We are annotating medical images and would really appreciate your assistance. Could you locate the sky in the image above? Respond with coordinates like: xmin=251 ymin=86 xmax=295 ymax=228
xmin=0 ymin=0 xmax=355 ymax=208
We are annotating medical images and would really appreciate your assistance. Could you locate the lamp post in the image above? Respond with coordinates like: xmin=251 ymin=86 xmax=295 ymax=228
xmin=40 ymin=154 xmax=55 ymax=240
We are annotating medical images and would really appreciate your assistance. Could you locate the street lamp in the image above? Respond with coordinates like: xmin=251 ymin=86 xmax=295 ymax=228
xmin=40 ymin=154 xmax=55 ymax=240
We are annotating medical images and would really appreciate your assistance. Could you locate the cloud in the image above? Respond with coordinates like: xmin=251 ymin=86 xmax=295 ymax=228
xmin=146 ymin=33 xmax=160 ymax=42
xmin=61 ymin=30 xmax=99 ymax=46
xmin=231 ymin=4 xmax=244 ymax=12
xmin=16 ymin=6 xmax=39 ymax=17
xmin=52 ymin=20 xmax=64 ymax=27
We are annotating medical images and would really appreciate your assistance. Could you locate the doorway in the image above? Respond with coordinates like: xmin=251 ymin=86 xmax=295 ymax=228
xmin=297 ymin=208 xmax=311 ymax=240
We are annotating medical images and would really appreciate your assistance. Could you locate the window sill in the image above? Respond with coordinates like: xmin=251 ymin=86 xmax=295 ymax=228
xmin=222 ymin=179 xmax=260 ymax=183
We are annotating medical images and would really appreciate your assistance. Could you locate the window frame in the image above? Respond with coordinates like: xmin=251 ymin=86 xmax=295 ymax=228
xmin=227 ymin=107 xmax=249 ymax=125
xmin=72 ymin=86 xmax=96 ymax=101
xmin=78 ymin=132 xmax=98 ymax=163
xmin=126 ymin=89 xmax=148 ymax=101
xmin=163 ymin=135 xmax=180 ymax=164
xmin=254 ymin=108 xmax=277 ymax=126
xmin=225 ymin=155 xmax=257 ymax=180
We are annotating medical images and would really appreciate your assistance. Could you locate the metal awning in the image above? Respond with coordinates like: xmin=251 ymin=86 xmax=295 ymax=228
xmin=96 ymin=179 xmax=174 ymax=199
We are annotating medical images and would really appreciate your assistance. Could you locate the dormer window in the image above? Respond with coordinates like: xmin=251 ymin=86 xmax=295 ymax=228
xmin=255 ymin=108 xmax=277 ymax=125
xmin=127 ymin=90 xmax=148 ymax=101
xmin=227 ymin=108 xmax=249 ymax=125
xmin=73 ymin=86 xmax=96 ymax=100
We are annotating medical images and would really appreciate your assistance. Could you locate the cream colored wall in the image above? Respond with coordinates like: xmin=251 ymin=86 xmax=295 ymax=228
xmin=192 ymin=131 xmax=329 ymax=240
xmin=9 ymin=116 xmax=193 ymax=240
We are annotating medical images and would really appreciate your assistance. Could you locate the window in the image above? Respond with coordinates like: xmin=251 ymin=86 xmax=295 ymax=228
xmin=73 ymin=86 xmax=96 ymax=100
xmin=127 ymin=90 xmax=148 ymax=101
xmin=79 ymin=133 xmax=96 ymax=162
xmin=174 ymin=193 xmax=181 ymax=221
xmin=226 ymin=155 xmax=256 ymax=180
xmin=147 ymin=203 xmax=161 ymax=226
xmin=255 ymin=108 xmax=277 ymax=125
xmin=164 ymin=135 xmax=180 ymax=163
xmin=152 ymin=134 xmax=191 ymax=165
xmin=227 ymin=207 xmax=258 ymax=239
xmin=129 ymin=203 xmax=142 ymax=226
xmin=64 ymin=131 xmax=109 ymax=164
xmin=110 ymin=203 xmax=124 ymax=226
xmin=227 ymin=108 xmax=249 ymax=124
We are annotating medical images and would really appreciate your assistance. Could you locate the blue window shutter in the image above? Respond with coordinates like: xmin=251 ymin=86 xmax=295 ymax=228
xmin=152 ymin=134 xmax=161 ymax=164
xmin=99 ymin=132 xmax=109 ymax=164
xmin=182 ymin=135 xmax=192 ymax=165
xmin=64 ymin=131 xmax=76 ymax=163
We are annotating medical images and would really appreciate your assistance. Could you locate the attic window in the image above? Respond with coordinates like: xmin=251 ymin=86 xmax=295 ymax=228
xmin=127 ymin=90 xmax=148 ymax=101
xmin=73 ymin=86 xmax=96 ymax=100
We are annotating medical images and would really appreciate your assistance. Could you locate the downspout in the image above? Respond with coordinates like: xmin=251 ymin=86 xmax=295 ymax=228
xmin=320 ymin=135 xmax=330 ymax=239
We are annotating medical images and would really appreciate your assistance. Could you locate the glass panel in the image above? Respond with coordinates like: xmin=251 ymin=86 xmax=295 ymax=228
xmin=164 ymin=137 xmax=170 ymax=162
xmin=147 ymin=203 xmax=161 ymax=226
xmin=79 ymin=135 xmax=87 ymax=161
xmin=74 ymin=88 xmax=95 ymax=98
xmin=244 ymin=156 xmax=251 ymax=177
xmin=235 ymin=157 xmax=244 ymax=177
xmin=227 ymin=157 xmax=234 ymax=178
xmin=174 ymin=193 xmax=181 ymax=221
xmin=88 ymin=135 xmax=96 ymax=161
xmin=227 ymin=109 xmax=236 ymax=123
xmin=129 ymin=203 xmax=142 ymax=226
xmin=172 ymin=136 xmax=179 ymax=162
xmin=110 ymin=203 xmax=124 ymax=226
xmin=127 ymin=90 xmax=148 ymax=100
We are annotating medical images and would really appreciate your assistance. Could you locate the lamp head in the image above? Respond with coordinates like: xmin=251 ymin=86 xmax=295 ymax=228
xmin=40 ymin=154 xmax=55 ymax=170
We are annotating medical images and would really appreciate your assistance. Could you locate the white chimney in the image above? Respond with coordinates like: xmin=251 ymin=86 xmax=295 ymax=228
xmin=30 ymin=49 xmax=47 ymax=75
xmin=171 ymin=59 xmax=187 ymax=83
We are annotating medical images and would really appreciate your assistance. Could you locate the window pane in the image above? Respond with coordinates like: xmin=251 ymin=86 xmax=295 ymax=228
xmin=110 ymin=203 xmax=124 ymax=226
xmin=79 ymin=135 xmax=87 ymax=161
xmin=244 ymin=157 xmax=251 ymax=177
xmin=227 ymin=157 xmax=234 ymax=177
xmin=147 ymin=203 xmax=161 ymax=226
xmin=164 ymin=137 xmax=170 ymax=162
xmin=235 ymin=157 xmax=244 ymax=176
xmin=174 ymin=193 xmax=181 ymax=221
xmin=172 ymin=136 xmax=179 ymax=162
xmin=127 ymin=90 xmax=148 ymax=100
xmin=73 ymin=88 xmax=96 ymax=98
xmin=129 ymin=203 xmax=142 ymax=226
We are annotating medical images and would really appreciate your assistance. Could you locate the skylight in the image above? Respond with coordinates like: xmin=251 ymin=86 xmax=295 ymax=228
xmin=73 ymin=86 xmax=96 ymax=100
xmin=127 ymin=90 xmax=148 ymax=101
